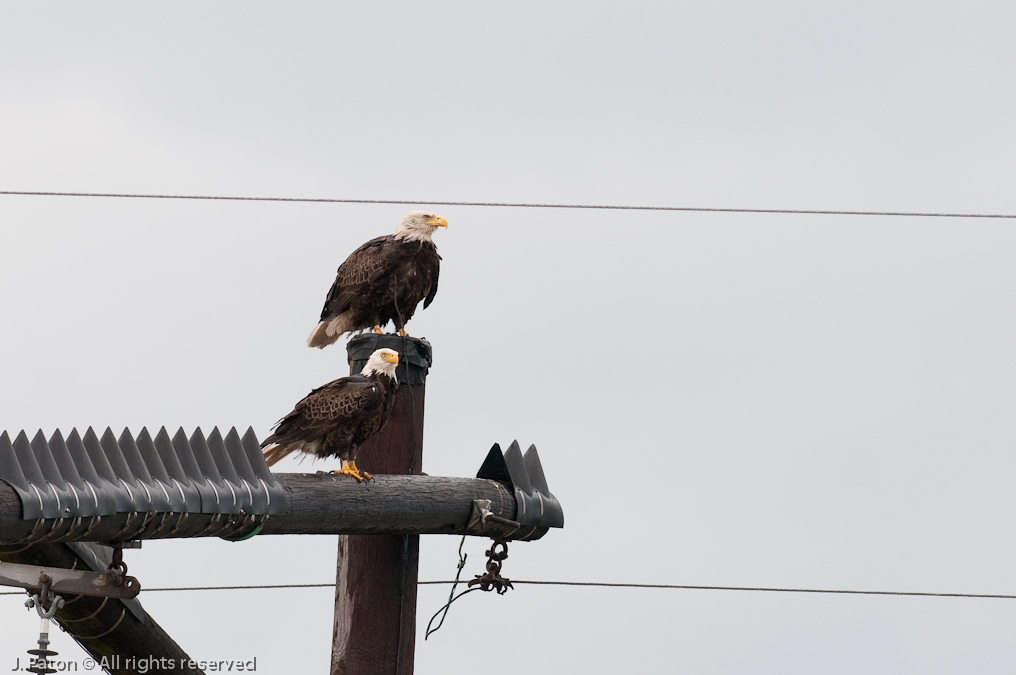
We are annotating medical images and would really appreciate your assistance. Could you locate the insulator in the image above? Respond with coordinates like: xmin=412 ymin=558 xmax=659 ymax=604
xmin=26 ymin=618 xmax=59 ymax=675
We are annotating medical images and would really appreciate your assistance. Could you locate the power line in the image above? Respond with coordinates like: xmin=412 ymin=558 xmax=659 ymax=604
xmin=3 ymin=580 xmax=1015 ymax=600
xmin=492 ymin=581 xmax=1016 ymax=600
xmin=1 ymin=190 xmax=1015 ymax=220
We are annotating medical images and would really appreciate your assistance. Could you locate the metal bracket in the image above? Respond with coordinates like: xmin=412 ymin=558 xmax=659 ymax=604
xmin=467 ymin=499 xmax=521 ymax=539
xmin=0 ymin=561 xmax=141 ymax=600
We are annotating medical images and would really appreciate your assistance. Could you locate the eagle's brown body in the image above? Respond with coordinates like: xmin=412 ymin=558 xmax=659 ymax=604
xmin=261 ymin=368 xmax=398 ymax=469
xmin=322 ymin=236 xmax=439 ymax=332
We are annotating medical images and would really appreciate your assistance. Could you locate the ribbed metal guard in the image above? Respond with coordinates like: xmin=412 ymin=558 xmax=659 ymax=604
xmin=476 ymin=441 xmax=564 ymax=540
xmin=0 ymin=427 xmax=285 ymax=520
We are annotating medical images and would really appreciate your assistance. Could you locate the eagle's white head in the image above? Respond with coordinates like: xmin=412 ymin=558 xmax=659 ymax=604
xmin=393 ymin=210 xmax=448 ymax=243
xmin=361 ymin=348 xmax=400 ymax=381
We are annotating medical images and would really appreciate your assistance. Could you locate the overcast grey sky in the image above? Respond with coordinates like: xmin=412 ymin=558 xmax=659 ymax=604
xmin=3 ymin=2 xmax=1016 ymax=673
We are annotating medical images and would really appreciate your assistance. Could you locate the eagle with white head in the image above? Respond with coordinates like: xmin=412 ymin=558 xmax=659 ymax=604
xmin=261 ymin=347 xmax=400 ymax=481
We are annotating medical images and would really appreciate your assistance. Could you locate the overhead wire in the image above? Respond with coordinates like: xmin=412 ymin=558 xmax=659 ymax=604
xmin=3 ymin=581 xmax=1016 ymax=600
xmin=2 ymin=190 xmax=1016 ymax=219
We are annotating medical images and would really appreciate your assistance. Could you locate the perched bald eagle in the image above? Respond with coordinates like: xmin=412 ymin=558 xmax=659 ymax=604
xmin=307 ymin=210 xmax=447 ymax=348
xmin=261 ymin=348 xmax=400 ymax=481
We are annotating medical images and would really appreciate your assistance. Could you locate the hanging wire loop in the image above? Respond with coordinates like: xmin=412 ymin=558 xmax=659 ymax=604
xmin=424 ymin=536 xmax=476 ymax=640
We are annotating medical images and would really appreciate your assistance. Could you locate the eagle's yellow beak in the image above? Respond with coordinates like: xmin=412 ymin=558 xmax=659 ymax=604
xmin=427 ymin=215 xmax=448 ymax=228
xmin=382 ymin=352 xmax=400 ymax=364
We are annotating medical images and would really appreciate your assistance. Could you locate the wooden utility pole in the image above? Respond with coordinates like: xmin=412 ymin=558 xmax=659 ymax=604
xmin=332 ymin=335 xmax=431 ymax=675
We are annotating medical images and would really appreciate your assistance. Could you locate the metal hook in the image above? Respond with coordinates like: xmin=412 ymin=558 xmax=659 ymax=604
xmin=468 ymin=539 xmax=514 ymax=595
xmin=25 ymin=573 xmax=65 ymax=620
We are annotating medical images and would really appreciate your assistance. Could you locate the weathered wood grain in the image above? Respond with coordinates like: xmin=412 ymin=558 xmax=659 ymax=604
xmin=0 ymin=473 xmax=516 ymax=543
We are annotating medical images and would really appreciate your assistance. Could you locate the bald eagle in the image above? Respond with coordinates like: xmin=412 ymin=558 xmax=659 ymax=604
xmin=307 ymin=210 xmax=447 ymax=348
xmin=261 ymin=348 xmax=400 ymax=481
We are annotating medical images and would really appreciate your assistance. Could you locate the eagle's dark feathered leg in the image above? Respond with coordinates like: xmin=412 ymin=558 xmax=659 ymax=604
xmin=393 ymin=287 xmax=409 ymax=338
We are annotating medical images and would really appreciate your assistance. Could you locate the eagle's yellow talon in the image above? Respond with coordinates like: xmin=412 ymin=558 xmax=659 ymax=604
xmin=350 ymin=460 xmax=372 ymax=482
xmin=373 ymin=325 xmax=383 ymax=334
xmin=333 ymin=459 xmax=370 ymax=482
xmin=329 ymin=467 xmax=362 ymax=482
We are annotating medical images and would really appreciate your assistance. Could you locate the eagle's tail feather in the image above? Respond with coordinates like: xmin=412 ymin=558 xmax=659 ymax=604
xmin=263 ymin=442 xmax=297 ymax=466
xmin=306 ymin=315 xmax=355 ymax=348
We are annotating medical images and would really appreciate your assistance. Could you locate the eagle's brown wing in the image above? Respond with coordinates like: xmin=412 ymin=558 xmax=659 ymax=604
xmin=319 ymin=235 xmax=398 ymax=321
xmin=261 ymin=375 xmax=388 ymax=465
xmin=422 ymin=250 xmax=441 ymax=309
